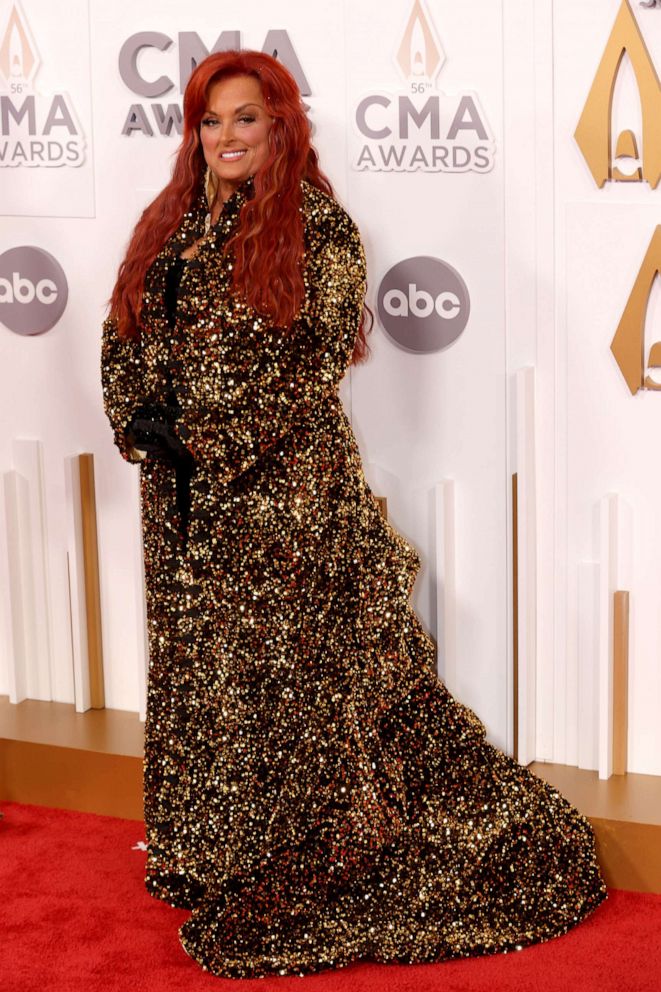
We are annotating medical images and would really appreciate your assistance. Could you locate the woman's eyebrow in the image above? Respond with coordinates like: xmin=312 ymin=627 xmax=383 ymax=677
xmin=203 ymin=102 xmax=263 ymax=115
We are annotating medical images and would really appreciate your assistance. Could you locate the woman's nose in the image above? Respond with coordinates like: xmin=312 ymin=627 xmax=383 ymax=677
xmin=217 ymin=122 xmax=236 ymax=143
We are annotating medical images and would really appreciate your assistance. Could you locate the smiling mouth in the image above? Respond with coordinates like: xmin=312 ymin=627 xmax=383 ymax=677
xmin=220 ymin=150 xmax=247 ymax=161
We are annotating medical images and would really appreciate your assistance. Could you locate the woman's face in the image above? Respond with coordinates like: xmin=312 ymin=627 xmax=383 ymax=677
xmin=200 ymin=74 xmax=273 ymax=202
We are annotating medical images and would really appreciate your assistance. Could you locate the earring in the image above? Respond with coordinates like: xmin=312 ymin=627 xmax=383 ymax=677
xmin=204 ymin=165 xmax=218 ymax=233
xmin=204 ymin=165 xmax=218 ymax=207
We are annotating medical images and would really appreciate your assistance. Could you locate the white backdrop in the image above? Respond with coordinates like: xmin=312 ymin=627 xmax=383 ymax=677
xmin=553 ymin=0 xmax=661 ymax=775
xmin=2 ymin=0 xmax=660 ymax=775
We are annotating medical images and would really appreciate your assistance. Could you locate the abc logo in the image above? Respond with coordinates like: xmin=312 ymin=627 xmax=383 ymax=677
xmin=377 ymin=255 xmax=470 ymax=353
xmin=0 ymin=246 xmax=68 ymax=335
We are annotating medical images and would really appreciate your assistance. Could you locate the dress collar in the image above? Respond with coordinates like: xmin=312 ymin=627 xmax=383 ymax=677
xmin=208 ymin=174 xmax=255 ymax=227
xmin=159 ymin=174 xmax=257 ymax=265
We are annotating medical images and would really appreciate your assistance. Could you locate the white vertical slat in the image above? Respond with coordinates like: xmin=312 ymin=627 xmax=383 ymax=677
xmin=564 ymin=556 xmax=580 ymax=767
xmin=503 ymin=0 xmax=555 ymax=762
xmin=3 ymin=470 xmax=34 ymax=703
xmin=434 ymin=480 xmax=456 ymax=695
xmin=535 ymin=0 xmax=560 ymax=767
xmin=597 ymin=495 xmax=616 ymax=781
xmin=11 ymin=440 xmax=52 ymax=700
xmin=64 ymin=455 xmax=91 ymax=713
xmin=503 ymin=0 xmax=537 ymax=762
xmin=515 ymin=367 xmax=537 ymax=766
xmin=577 ymin=560 xmax=599 ymax=771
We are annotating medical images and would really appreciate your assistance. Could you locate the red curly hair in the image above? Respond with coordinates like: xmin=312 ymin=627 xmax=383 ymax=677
xmin=108 ymin=50 xmax=371 ymax=364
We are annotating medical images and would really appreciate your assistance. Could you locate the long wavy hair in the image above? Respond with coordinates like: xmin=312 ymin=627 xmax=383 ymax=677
xmin=108 ymin=50 xmax=371 ymax=365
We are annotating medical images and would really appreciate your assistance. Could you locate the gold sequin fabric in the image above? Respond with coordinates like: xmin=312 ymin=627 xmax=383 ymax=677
xmin=101 ymin=176 xmax=607 ymax=979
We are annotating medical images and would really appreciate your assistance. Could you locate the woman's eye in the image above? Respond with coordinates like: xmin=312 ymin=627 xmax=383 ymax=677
xmin=238 ymin=115 xmax=255 ymax=124
xmin=201 ymin=117 xmax=218 ymax=128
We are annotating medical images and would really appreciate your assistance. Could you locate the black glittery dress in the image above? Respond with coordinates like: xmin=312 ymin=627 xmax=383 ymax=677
xmin=101 ymin=176 xmax=607 ymax=979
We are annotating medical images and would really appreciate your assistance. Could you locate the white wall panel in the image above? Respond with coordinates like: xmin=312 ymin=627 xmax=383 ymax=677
xmin=347 ymin=0 xmax=508 ymax=748
xmin=12 ymin=439 xmax=53 ymax=700
xmin=554 ymin=0 xmax=661 ymax=774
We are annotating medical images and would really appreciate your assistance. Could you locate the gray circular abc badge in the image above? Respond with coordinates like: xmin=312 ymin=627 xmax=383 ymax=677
xmin=377 ymin=255 xmax=470 ymax=354
xmin=0 ymin=246 xmax=68 ymax=335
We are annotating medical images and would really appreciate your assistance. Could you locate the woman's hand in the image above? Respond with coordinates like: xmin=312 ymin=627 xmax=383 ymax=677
xmin=126 ymin=402 xmax=194 ymax=465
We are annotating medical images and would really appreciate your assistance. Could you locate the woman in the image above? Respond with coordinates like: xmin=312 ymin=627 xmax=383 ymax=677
xmin=101 ymin=50 xmax=607 ymax=979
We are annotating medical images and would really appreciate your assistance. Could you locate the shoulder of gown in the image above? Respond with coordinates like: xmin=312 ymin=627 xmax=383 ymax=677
xmin=297 ymin=180 xmax=367 ymax=308
xmin=299 ymin=179 xmax=361 ymax=240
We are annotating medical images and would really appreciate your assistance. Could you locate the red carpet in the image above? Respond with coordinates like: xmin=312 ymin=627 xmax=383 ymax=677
xmin=1 ymin=800 xmax=660 ymax=992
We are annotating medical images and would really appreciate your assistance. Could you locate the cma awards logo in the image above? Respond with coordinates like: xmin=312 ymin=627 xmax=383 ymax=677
xmin=0 ymin=1 xmax=85 ymax=167
xmin=0 ymin=246 xmax=68 ymax=335
xmin=120 ymin=30 xmax=309 ymax=137
xmin=575 ymin=0 xmax=661 ymax=186
xmin=576 ymin=0 xmax=661 ymax=393
xmin=611 ymin=227 xmax=661 ymax=394
xmin=353 ymin=0 xmax=495 ymax=174
xmin=377 ymin=256 xmax=470 ymax=354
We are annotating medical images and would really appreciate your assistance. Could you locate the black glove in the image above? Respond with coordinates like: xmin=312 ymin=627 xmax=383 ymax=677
xmin=126 ymin=401 xmax=192 ymax=464
xmin=126 ymin=396 xmax=197 ymax=552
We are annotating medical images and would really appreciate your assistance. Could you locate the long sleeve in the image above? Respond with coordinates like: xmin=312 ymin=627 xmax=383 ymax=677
xmin=173 ymin=207 xmax=367 ymax=486
xmin=100 ymin=316 xmax=147 ymax=463
xmin=100 ymin=286 xmax=179 ymax=465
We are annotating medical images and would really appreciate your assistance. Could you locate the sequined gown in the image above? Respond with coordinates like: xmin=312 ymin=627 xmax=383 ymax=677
xmin=100 ymin=176 xmax=607 ymax=979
